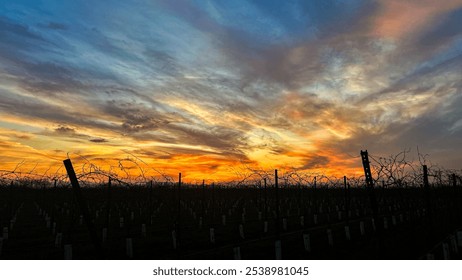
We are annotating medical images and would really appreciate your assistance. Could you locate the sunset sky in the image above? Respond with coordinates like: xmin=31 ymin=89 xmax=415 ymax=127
xmin=1 ymin=0 xmax=461 ymax=181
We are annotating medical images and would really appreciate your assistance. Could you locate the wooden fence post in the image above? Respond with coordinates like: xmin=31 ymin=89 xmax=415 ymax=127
xmin=344 ymin=175 xmax=350 ymax=223
xmin=105 ymin=177 xmax=111 ymax=230
xmin=176 ymin=172 xmax=182 ymax=254
xmin=275 ymin=169 xmax=280 ymax=237
xmin=360 ymin=150 xmax=380 ymax=232
xmin=423 ymin=165 xmax=433 ymax=229
xmin=264 ymin=178 xmax=267 ymax=220
xmin=63 ymin=159 xmax=103 ymax=258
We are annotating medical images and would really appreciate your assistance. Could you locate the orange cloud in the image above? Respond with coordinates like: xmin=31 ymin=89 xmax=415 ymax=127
xmin=372 ymin=0 xmax=462 ymax=40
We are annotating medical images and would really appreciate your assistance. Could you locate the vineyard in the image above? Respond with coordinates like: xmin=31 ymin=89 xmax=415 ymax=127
xmin=0 ymin=150 xmax=462 ymax=260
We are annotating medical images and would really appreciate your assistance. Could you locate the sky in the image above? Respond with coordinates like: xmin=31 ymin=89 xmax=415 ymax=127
xmin=0 ymin=0 xmax=461 ymax=182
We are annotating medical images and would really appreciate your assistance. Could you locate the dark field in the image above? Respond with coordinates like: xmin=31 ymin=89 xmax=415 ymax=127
xmin=1 ymin=182 xmax=462 ymax=260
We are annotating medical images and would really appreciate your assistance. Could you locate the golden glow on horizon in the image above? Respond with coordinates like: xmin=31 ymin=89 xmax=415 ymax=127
xmin=0 ymin=109 xmax=364 ymax=182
